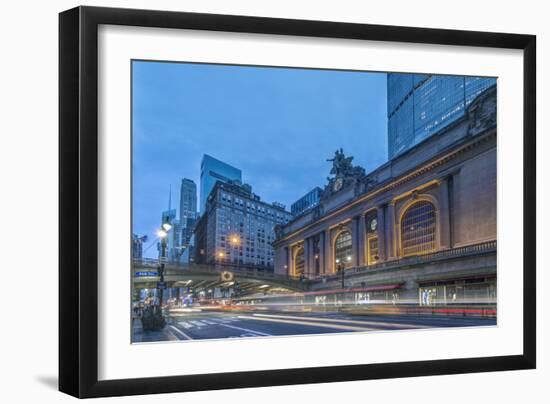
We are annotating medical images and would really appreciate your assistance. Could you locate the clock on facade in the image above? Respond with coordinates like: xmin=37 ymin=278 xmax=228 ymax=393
xmin=333 ymin=177 xmax=343 ymax=192
xmin=370 ymin=218 xmax=378 ymax=231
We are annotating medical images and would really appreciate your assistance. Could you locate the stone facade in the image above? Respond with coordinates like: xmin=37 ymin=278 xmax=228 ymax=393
xmin=273 ymin=87 xmax=497 ymax=305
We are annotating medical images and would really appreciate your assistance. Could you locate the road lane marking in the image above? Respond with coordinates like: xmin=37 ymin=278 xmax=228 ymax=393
xmin=168 ymin=325 xmax=193 ymax=340
xmin=190 ymin=320 xmax=208 ymax=327
xmin=218 ymin=323 xmax=272 ymax=336
xmin=177 ymin=321 xmax=194 ymax=329
xmin=250 ymin=313 xmax=427 ymax=329
xmin=238 ymin=315 xmax=376 ymax=332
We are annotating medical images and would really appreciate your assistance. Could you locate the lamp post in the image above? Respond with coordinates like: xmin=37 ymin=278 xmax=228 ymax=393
xmin=336 ymin=255 xmax=352 ymax=289
xmin=156 ymin=220 xmax=172 ymax=314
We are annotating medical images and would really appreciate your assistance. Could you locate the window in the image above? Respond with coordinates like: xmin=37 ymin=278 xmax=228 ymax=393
xmin=294 ymin=246 xmax=305 ymax=276
xmin=334 ymin=230 xmax=352 ymax=269
xmin=367 ymin=236 xmax=379 ymax=265
xmin=401 ymin=201 xmax=436 ymax=256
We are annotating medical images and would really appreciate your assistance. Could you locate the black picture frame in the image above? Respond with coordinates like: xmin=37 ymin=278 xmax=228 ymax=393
xmin=59 ymin=5 xmax=536 ymax=398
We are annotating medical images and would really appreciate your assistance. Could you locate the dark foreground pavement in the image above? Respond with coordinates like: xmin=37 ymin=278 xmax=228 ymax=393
xmin=132 ymin=309 xmax=496 ymax=343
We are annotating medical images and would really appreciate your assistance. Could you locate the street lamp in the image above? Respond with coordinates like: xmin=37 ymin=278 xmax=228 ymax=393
xmin=156 ymin=217 xmax=171 ymax=314
xmin=335 ymin=255 xmax=351 ymax=289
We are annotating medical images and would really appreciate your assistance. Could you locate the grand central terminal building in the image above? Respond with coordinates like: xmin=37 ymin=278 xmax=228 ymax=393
xmin=273 ymin=87 xmax=497 ymax=307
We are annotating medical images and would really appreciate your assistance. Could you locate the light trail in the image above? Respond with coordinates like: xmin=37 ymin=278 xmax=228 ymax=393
xmin=250 ymin=313 xmax=427 ymax=329
xmin=237 ymin=315 xmax=376 ymax=332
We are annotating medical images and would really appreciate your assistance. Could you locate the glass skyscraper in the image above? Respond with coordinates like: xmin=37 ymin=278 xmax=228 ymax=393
xmin=179 ymin=178 xmax=197 ymax=262
xmin=387 ymin=73 xmax=496 ymax=159
xmin=200 ymin=154 xmax=242 ymax=214
xmin=179 ymin=178 xmax=197 ymax=224
xmin=291 ymin=187 xmax=322 ymax=216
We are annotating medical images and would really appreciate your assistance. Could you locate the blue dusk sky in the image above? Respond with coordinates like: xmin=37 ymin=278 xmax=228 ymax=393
xmin=133 ymin=61 xmax=388 ymax=256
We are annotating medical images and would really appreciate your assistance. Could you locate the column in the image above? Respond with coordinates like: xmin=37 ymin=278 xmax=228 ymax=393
xmin=319 ymin=231 xmax=326 ymax=274
xmin=351 ymin=216 xmax=362 ymax=267
xmin=310 ymin=237 xmax=318 ymax=276
xmin=377 ymin=206 xmax=386 ymax=260
xmin=303 ymin=239 xmax=309 ymax=277
xmin=357 ymin=214 xmax=366 ymax=266
xmin=288 ymin=246 xmax=295 ymax=277
xmin=284 ymin=246 xmax=289 ymax=276
xmin=386 ymin=203 xmax=396 ymax=258
xmin=324 ymin=229 xmax=333 ymax=274
xmin=439 ymin=177 xmax=451 ymax=249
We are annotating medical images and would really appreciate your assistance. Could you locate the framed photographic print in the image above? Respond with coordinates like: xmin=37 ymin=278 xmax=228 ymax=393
xmin=59 ymin=6 xmax=536 ymax=398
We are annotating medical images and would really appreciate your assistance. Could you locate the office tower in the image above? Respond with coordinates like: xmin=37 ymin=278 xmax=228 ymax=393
xmin=199 ymin=154 xmax=242 ymax=214
xmin=179 ymin=178 xmax=197 ymax=224
xmin=291 ymin=187 xmax=322 ymax=216
xmin=160 ymin=208 xmax=179 ymax=262
xmin=194 ymin=180 xmax=293 ymax=270
xmin=179 ymin=179 xmax=197 ymax=262
xmin=387 ymin=73 xmax=496 ymax=159
xmin=132 ymin=234 xmax=147 ymax=259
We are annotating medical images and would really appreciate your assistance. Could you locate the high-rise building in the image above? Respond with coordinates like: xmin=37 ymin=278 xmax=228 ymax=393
xmin=387 ymin=73 xmax=496 ymax=159
xmin=194 ymin=180 xmax=293 ymax=270
xmin=179 ymin=178 xmax=197 ymax=262
xmin=179 ymin=178 xmax=197 ymax=223
xmin=160 ymin=209 xmax=180 ymax=262
xmin=291 ymin=187 xmax=322 ymax=216
xmin=132 ymin=234 xmax=147 ymax=259
xmin=200 ymin=154 xmax=242 ymax=214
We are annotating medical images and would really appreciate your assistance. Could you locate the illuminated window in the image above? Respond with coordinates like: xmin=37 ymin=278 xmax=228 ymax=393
xmin=401 ymin=201 xmax=436 ymax=256
xmin=334 ymin=230 xmax=352 ymax=269
xmin=294 ymin=246 xmax=305 ymax=276
xmin=368 ymin=237 xmax=379 ymax=265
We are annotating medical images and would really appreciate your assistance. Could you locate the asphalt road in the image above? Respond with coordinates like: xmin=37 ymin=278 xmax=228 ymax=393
xmin=132 ymin=309 xmax=497 ymax=343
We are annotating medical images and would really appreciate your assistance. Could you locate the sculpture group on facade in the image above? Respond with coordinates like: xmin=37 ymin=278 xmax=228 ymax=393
xmin=323 ymin=148 xmax=376 ymax=199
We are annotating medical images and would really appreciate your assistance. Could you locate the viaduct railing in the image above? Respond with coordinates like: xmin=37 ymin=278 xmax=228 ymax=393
xmin=132 ymin=259 xmax=308 ymax=290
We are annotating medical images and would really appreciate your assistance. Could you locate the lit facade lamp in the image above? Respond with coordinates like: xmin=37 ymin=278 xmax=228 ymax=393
xmin=335 ymin=256 xmax=350 ymax=289
xmin=156 ymin=216 xmax=172 ymax=314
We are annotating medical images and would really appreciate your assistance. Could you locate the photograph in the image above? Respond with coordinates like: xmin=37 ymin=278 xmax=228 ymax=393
xmin=130 ymin=60 xmax=498 ymax=343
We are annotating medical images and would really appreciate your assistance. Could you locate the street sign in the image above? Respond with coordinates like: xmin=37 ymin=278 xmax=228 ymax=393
xmin=157 ymin=281 xmax=167 ymax=290
xmin=134 ymin=271 xmax=158 ymax=277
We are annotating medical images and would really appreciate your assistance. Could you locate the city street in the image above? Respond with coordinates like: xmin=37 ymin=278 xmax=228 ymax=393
xmin=132 ymin=310 xmax=497 ymax=343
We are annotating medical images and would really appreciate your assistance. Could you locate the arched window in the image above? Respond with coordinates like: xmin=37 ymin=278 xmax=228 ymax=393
xmin=334 ymin=230 xmax=353 ymax=269
xmin=401 ymin=201 xmax=436 ymax=256
xmin=294 ymin=246 xmax=305 ymax=276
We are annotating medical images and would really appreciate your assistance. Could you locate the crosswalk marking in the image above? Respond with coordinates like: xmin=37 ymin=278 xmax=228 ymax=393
xmin=218 ymin=323 xmax=272 ymax=336
xmin=202 ymin=320 xmax=218 ymax=325
xmin=168 ymin=325 xmax=193 ymax=340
